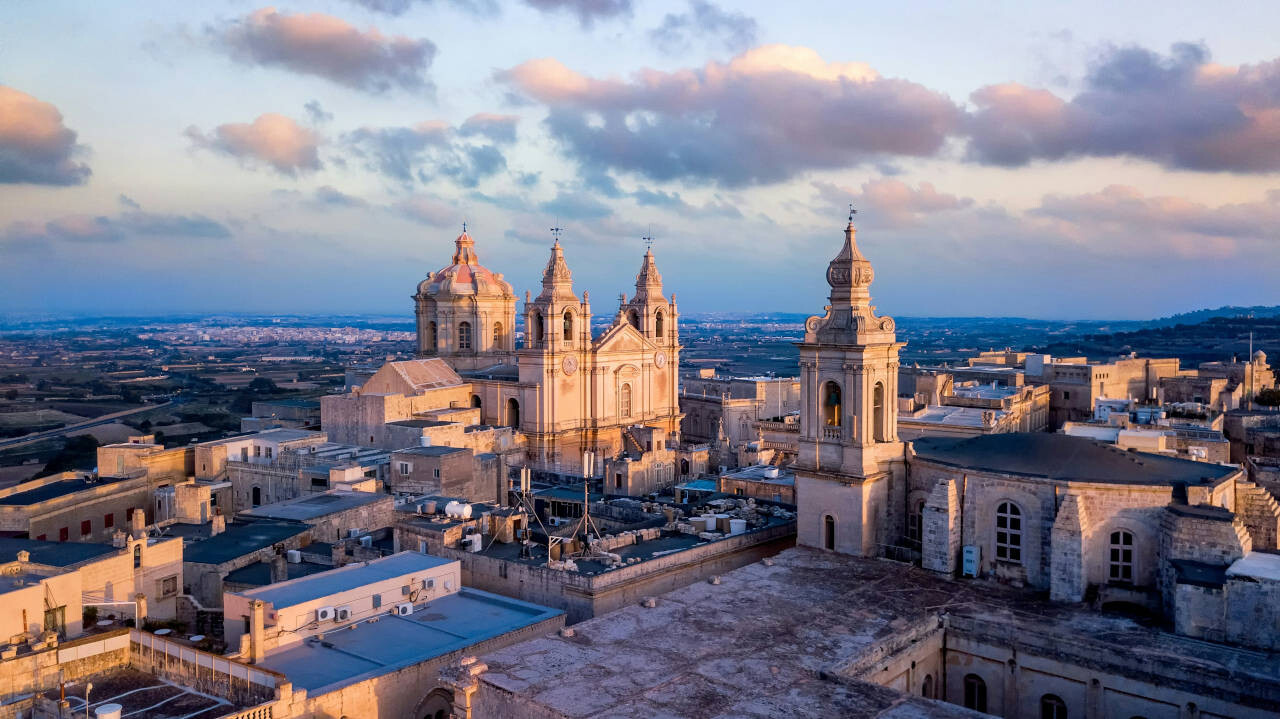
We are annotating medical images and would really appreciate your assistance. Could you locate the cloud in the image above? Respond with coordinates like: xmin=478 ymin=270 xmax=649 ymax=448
xmin=813 ymin=178 xmax=973 ymax=227
xmin=1030 ymin=184 xmax=1280 ymax=258
xmin=313 ymin=185 xmax=368 ymax=208
xmin=458 ymin=113 xmax=520 ymax=144
xmin=117 ymin=194 xmax=142 ymax=210
xmin=304 ymin=100 xmax=334 ymax=125
xmin=499 ymin=45 xmax=962 ymax=186
xmin=395 ymin=194 xmax=456 ymax=226
xmin=649 ymin=1 xmax=757 ymax=54
xmin=186 ymin=113 xmax=321 ymax=175
xmin=0 ymin=86 xmax=91 ymax=186
xmin=345 ymin=120 xmax=508 ymax=187
xmin=632 ymin=188 xmax=742 ymax=219
xmin=342 ymin=0 xmax=499 ymax=17
xmin=211 ymin=8 xmax=436 ymax=94
xmin=966 ymin=43 xmax=1280 ymax=172
xmin=540 ymin=191 xmax=613 ymax=220
xmin=523 ymin=0 xmax=632 ymax=27
xmin=2 ymin=211 xmax=230 ymax=245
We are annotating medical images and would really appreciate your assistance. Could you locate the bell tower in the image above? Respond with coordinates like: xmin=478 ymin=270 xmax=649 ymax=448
xmin=794 ymin=211 xmax=906 ymax=556
xmin=621 ymin=246 xmax=677 ymax=349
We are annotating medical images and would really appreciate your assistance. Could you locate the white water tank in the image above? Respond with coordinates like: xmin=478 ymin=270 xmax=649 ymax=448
xmin=729 ymin=519 xmax=747 ymax=535
xmin=286 ymin=549 xmax=301 ymax=563
xmin=763 ymin=467 xmax=780 ymax=479
xmin=445 ymin=501 xmax=473 ymax=519
xmin=96 ymin=704 xmax=123 ymax=719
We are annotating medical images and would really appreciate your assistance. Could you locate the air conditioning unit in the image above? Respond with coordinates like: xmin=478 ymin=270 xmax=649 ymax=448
xmin=425 ymin=578 xmax=435 ymax=590
xmin=335 ymin=606 xmax=351 ymax=622
xmin=347 ymin=528 xmax=362 ymax=538
xmin=396 ymin=603 xmax=413 ymax=617
xmin=962 ymin=545 xmax=980 ymax=578
xmin=316 ymin=606 xmax=335 ymax=622
xmin=359 ymin=535 xmax=373 ymax=548
xmin=286 ymin=549 xmax=301 ymax=563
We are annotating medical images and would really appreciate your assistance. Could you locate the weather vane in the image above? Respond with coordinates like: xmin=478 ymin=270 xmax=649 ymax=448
xmin=550 ymin=223 xmax=563 ymax=241
xmin=642 ymin=225 xmax=654 ymax=251
xmin=848 ymin=203 xmax=857 ymax=222
xmin=462 ymin=219 xmax=468 ymax=233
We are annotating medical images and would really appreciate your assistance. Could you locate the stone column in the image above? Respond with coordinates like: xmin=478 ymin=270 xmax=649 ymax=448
xmin=249 ymin=599 xmax=265 ymax=664
xmin=441 ymin=656 xmax=489 ymax=719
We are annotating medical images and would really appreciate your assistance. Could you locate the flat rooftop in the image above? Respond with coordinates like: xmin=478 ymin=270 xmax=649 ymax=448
xmin=0 ymin=476 xmax=130 ymax=506
xmin=259 ymin=587 xmax=561 ymax=694
xmin=395 ymin=444 xmax=468 ymax=456
xmin=0 ymin=536 xmax=117 ymax=566
xmin=904 ymin=405 xmax=1008 ymax=427
xmin=912 ymin=432 xmax=1237 ymax=485
xmin=241 ymin=551 xmax=453 ymax=609
xmin=238 ymin=490 xmax=386 ymax=522
xmin=388 ymin=418 xmax=456 ymax=428
xmin=201 ymin=428 xmax=323 ymax=446
xmin=181 ymin=520 xmax=310 ymax=565
xmin=224 ymin=559 xmax=332 ymax=587
xmin=49 ymin=667 xmax=259 ymax=718
xmin=722 ymin=465 xmax=795 ymax=485
xmin=476 ymin=547 xmax=1280 ymax=718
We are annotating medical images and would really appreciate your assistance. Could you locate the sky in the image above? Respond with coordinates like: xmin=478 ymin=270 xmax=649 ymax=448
xmin=2 ymin=0 xmax=1278 ymax=320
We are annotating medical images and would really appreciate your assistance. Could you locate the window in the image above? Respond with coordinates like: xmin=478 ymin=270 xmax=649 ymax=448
xmin=252 ymin=486 xmax=262 ymax=507
xmin=59 ymin=527 xmax=69 ymax=542
xmin=433 ymin=468 xmax=441 ymax=478
xmin=996 ymin=502 xmax=1022 ymax=562
xmin=428 ymin=321 xmax=438 ymax=350
xmin=532 ymin=312 xmax=544 ymax=344
xmin=563 ymin=310 xmax=574 ymax=341
xmin=822 ymin=381 xmax=842 ymax=426
xmin=655 ymin=311 xmax=664 ymax=338
xmin=104 ymin=513 xmax=114 ymax=529
xmin=963 ymin=674 xmax=987 ymax=712
xmin=159 ymin=575 xmax=178 ymax=597
xmin=43 ymin=606 xmax=66 ymax=638
xmin=240 ymin=447 xmax=248 ymax=461
xmin=823 ymin=515 xmax=835 ymax=550
xmin=628 ymin=310 xmax=640 ymax=331
xmin=471 ymin=394 xmax=482 ymax=409
xmin=1109 ymin=530 xmax=1134 ymax=583
xmin=506 ymin=398 xmax=520 ymax=428
xmin=458 ymin=321 xmax=472 ymax=350
xmin=372 ymin=594 xmax=381 ymax=609
xmin=311 ymin=477 xmax=328 ymax=489
xmin=254 ymin=446 xmax=262 ymax=458
xmin=620 ymin=383 xmax=633 ymax=418
xmin=907 ymin=499 xmax=924 ymax=549
xmin=80 ymin=520 xmax=91 ymax=536
xmin=922 ymin=674 xmax=933 ymax=698
xmin=133 ymin=545 xmax=142 ymax=568
xmin=1041 ymin=694 xmax=1067 ymax=719
xmin=492 ymin=322 xmax=503 ymax=350
xmin=398 ymin=461 xmax=411 ymax=476
xmin=36 ymin=534 xmax=45 ymax=541
xmin=1063 ymin=391 xmax=1071 ymax=400
xmin=873 ymin=382 xmax=886 ymax=442
xmin=265 ymin=446 xmax=273 ymax=459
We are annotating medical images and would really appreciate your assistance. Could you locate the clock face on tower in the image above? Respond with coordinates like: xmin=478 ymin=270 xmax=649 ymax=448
xmin=654 ymin=351 xmax=667 ymax=368
xmin=561 ymin=355 xmax=578 ymax=376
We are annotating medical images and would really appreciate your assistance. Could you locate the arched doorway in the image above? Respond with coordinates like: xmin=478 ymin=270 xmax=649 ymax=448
xmin=413 ymin=688 xmax=453 ymax=719
xmin=251 ymin=486 xmax=261 ymax=507
xmin=680 ymin=458 xmax=690 ymax=476
xmin=471 ymin=394 xmax=482 ymax=409
xmin=506 ymin=398 xmax=520 ymax=428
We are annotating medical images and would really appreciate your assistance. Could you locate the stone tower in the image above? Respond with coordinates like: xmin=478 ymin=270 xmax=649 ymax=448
xmin=621 ymin=248 xmax=678 ymax=350
xmin=794 ymin=216 xmax=906 ymax=556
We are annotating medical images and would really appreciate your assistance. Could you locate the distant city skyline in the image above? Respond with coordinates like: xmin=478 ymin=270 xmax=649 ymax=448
xmin=2 ymin=1 xmax=1278 ymax=320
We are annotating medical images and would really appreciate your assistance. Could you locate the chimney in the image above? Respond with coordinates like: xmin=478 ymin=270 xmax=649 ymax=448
xmin=16 ymin=550 xmax=30 ymax=563
xmin=134 ymin=593 xmax=148 ymax=626
xmin=249 ymin=599 xmax=265 ymax=664
xmin=111 ymin=530 xmax=127 ymax=548
xmin=210 ymin=514 xmax=226 ymax=536
xmin=130 ymin=509 xmax=146 ymax=539
xmin=270 ymin=553 xmax=288 ymax=583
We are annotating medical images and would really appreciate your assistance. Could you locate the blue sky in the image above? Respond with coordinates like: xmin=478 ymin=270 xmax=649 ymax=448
xmin=2 ymin=0 xmax=1278 ymax=319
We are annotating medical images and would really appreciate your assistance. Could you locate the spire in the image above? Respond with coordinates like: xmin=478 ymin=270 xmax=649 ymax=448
xmin=633 ymin=246 xmax=666 ymax=304
xmin=825 ymin=210 xmax=873 ymax=310
xmin=452 ymin=224 xmax=478 ymax=265
xmin=536 ymin=237 xmax=577 ymax=303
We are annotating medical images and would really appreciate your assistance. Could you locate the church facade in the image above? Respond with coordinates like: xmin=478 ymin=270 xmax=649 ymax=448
xmin=413 ymin=229 xmax=683 ymax=482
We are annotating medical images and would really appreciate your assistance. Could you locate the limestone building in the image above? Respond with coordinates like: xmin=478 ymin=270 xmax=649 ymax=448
xmin=387 ymin=228 xmax=683 ymax=482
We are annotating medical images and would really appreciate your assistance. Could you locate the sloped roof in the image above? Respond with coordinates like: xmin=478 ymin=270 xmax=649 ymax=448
xmin=360 ymin=359 xmax=463 ymax=396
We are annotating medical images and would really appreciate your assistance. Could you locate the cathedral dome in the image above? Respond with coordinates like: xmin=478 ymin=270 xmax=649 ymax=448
xmin=417 ymin=230 xmax=514 ymax=300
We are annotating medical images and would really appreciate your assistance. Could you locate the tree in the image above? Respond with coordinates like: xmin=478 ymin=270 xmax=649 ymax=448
xmin=248 ymin=377 xmax=278 ymax=393
xmin=43 ymin=435 xmax=100 ymax=474
xmin=1257 ymin=388 xmax=1280 ymax=407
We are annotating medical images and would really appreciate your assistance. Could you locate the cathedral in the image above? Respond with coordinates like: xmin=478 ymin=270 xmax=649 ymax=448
xmin=412 ymin=228 xmax=683 ymax=479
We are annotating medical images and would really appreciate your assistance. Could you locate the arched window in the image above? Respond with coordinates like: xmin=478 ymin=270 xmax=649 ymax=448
xmin=251 ymin=486 xmax=261 ymax=507
xmin=133 ymin=544 xmax=141 ymax=569
xmin=628 ymin=310 xmax=640 ymax=332
xmin=1040 ymin=694 xmax=1067 ymax=719
xmin=428 ymin=321 xmax=437 ymax=350
xmin=532 ymin=312 xmax=545 ymax=345
xmin=823 ymin=515 xmax=835 ymax=550
xmin=470 ymin=395 xmax=482 ymax=409
xmin=655 ymin=310 xmax=665 ymax=338
xmin=458 ymin=321 xmax=472 ymax=350
xmin=506 ymin=398 xmax=520 ymax=428
xmin=493 ymin=322 xmax=503 ymax=350
xmin=563 ymin=310 xmax=574 ymax=341
xmin=907 ymin=498 xmax=925 ymax=549
xmin=873 ymin=382 xmax=886 ymax=442
xmin=963 ymin=674 xmax=987 ymax=712
xmin=822 ymin=381 xmax=842 ymax=426
xmin=620 ymin=383 xmax=633 ymax=418
xmin=1109 ymin=529 xmax=1134 ymax=583
xmin=921 ymin=674 xmax=933 ymax=699
xmin=996 ymin=501 xmax=1022 ymax=562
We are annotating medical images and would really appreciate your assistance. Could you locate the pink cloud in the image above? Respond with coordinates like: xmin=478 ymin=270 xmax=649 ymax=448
xmin=0 ymin=86 xmax=91 ymax=185
xmin=186 ymin=113 xmax=321 ymax=175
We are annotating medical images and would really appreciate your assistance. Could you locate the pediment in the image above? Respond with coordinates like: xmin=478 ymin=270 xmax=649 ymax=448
xmin=593 ymin=322 xmax=654 ymax=354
